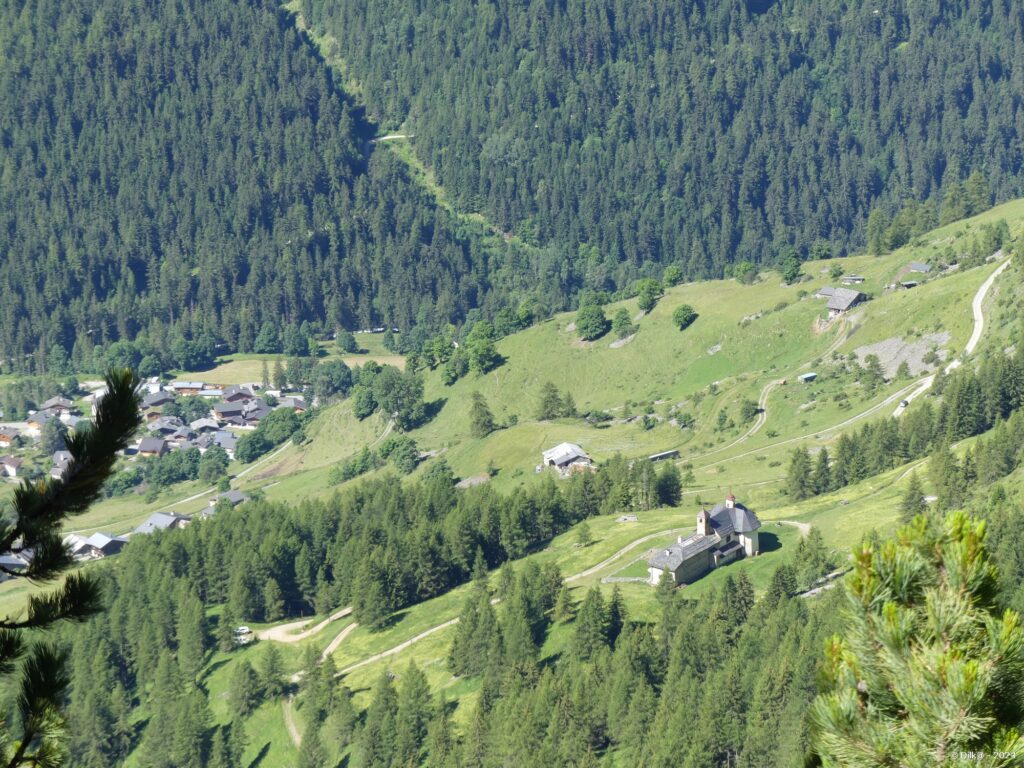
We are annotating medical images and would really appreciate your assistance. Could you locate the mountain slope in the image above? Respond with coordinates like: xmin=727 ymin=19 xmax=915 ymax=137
xmin=0 ymin=0 xmax=524 ymax=370
xmin=301 ymin=0 xmax=1024 ymax=282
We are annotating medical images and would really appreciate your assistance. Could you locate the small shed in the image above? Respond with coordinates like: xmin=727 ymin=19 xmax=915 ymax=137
xmin=908 ymin=261 xmax=932 ymax=274
xmin=798 ymin=372 xmax=818 ymax=383
xmin=649 ymin=449 xmax=680 ymax=462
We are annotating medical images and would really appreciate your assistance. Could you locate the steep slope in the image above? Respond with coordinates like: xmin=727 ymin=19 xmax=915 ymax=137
xmin=0 ymin=0 xmax=523 ymax=370
xmin=301 ymin=0 xmax=1024 ymax=283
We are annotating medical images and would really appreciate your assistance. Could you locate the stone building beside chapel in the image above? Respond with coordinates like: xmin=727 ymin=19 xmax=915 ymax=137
xmin=647 ymin=494 xmax=761 ymax=585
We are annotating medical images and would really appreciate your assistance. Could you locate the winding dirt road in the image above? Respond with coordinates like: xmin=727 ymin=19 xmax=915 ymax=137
xmin=255 ymin=606 xmax=352 ymax=643
xmin=893 ymin=255 xmax=1010 ymax=417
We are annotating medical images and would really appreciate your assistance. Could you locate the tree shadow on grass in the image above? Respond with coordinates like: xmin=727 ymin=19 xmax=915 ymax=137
xmin=246 ymin=742 xmax=271 ymax=768
xmin=758 ymin=531 xmax=782 ymax=553
xmin=422 ymin=398 xmax=447 ymax=423
xmin=198 ymin=657 xmax=231 ymax=686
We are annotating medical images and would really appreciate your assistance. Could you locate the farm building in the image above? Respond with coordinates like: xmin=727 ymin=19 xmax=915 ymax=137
xmin=541 ymin=442 xmax=593 ymax=475
xmin=908 ymin=261 xmax=932 ymax=274
xmin=827 ymin=288 xmax=866 ymax=318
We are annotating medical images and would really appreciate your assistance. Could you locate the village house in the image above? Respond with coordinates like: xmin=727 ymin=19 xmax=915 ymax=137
xmin=50 ymin=450 xmax=73 ymax=480
xmin=190 ymin=417 xmax=220 ymax=433
xmin=209 ymin=490 xmax=247 ymax=510
xmin=648 ymin=449 xmax=679 ymax=462
xmin=213 ymin=401 xmax=246 ymax=421
xmin=149 ymin=416 xmax=185 ymax=435
xmin=0 ymin=551 xmax=30 ymax=583
xmin=142 ymin=390 xmax=176 ymax=410
xmin=277 ymin=396 xmax=307 ymax=413
xmin=841 ymin=274 xmax=865 ymax=285
xmin=222 ymin=385 xmax=254 ymax=403
xmin=815 ymin=286 xmax=835 ymax=299
xmin=67 ymin=532 xmax=129 ymax=560
xmin=24 ymin=409 xmax=57 ymax=437
xmin=198 ymin=388 xmax=225 ymax=399
xmin=0 ymin=427 xmax=19 ymax=447
xmin=908 ymin=261 xmax=932 ymax=274
xmin=0 ymin=455 xmax=22 ymax=478
xmin=134 ymin=512 xmax=191 ymax=535
xmin=647 ymin=494 xmax=761 ymax=586
xmin=170 ymin=381 xmax=205 ymax=396
xmin=827 ymin=288 xmax=866 ymax=318
xmin=40 ymin=396 xmax=75 ymax=416
xmin=87 ymin=386 xmax=108 ymax=417
xmin=137 ymin=437 xmax=168 ymax=458
xmin=541 ymin=442 xmax=593 ymax=475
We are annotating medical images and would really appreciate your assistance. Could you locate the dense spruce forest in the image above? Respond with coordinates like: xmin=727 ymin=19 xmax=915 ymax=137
xmin=0 ymin=0 xmax=540 ymax=372
xmin=4 ymin=0 xmax=1024 ymax=368
xmin=301 ymin=0 xmax=1024 ymax=280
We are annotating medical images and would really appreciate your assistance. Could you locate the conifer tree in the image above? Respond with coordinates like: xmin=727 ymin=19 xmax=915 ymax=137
xmin=394 ymin=663 xmax=434 ymax=766
xmin=571 ymin=588 xmax=609 ymax=661
xmin=468 ymin=391 xmax=496 ymax=438
xmin=900 ymin=471 xmax=927 ymax=522
xmin=297 ymin=724 xmax=326 ymax=768
xmin=261 ymin=643 xmax=285 ymax=699
xmin=228 ymin=660 xmax=262 ymax=719
xmin=811 ymin=512 xmax=1024 ymax=765
xmin=606 ymin=586 xmax=628 ymax=649
xmin=812 ymin=448 xmax=832 ymax=495
xmin=787 ymin=447 xmax=813 ymax=500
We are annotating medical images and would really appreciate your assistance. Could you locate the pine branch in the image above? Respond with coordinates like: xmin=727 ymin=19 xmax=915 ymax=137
xmin=0 ymin=574 xmax=103 ymax=631
xmin=0 ymin=369 xmax=141 ymax=580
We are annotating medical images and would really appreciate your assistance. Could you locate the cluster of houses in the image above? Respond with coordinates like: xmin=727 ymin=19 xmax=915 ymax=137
xmin=0 ymin=379 xmax=285 ymax=578
xmin=54 ymin=490 xmax=249 ymax=568
xmin=131 ymin=382 xmax=306 ymax=462
xmin=815 ymin=261 xmax=938 ymax=318
xmin=0 ymin=380 xmax=307 ymax=480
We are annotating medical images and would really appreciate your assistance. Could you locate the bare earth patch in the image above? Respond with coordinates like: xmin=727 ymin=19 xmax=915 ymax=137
xmin=609 ymin=333 xmax=636 ymax=349
xmin=853 ymin=332 xmax=951 ymax=377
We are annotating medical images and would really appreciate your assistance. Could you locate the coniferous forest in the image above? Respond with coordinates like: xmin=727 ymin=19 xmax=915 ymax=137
xmin=4 ymin=0 xmax=1024 ymax=765
xmin=302 ymin=0 xmax=1023 ymax=279
xmin=0 ymin=0 xmax=536 ymax=372
xmin=3 ymin=0 xmax=1024 ymax=367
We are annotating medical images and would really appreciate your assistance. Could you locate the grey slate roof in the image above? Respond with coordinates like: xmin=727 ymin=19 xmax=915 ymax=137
xmin=142 ymin=391 xmax=175 ymax=408
xmin=708 ymin=502 xmax=761 ymax=534
xmin=134 ymin=512 xmax=189 ymax=535
xmin=648 ymin=533 xmax=719 ymax=571
xmin=647 ymin=500 xmax=761 ymax=573
xmin=827 ymin=288 xmax=865 ymax=312
xmin=908 ymin=261 xmax=932 ymax=273
xmin=138 ymin=437 xmax=167 ymax=454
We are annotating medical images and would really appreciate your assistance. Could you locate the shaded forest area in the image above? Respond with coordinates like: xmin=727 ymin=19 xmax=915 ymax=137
xmin=303 ymin=0 xmax=1024 ymax=284
xmin=0 ymin=0 xmax=540 ymax=372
